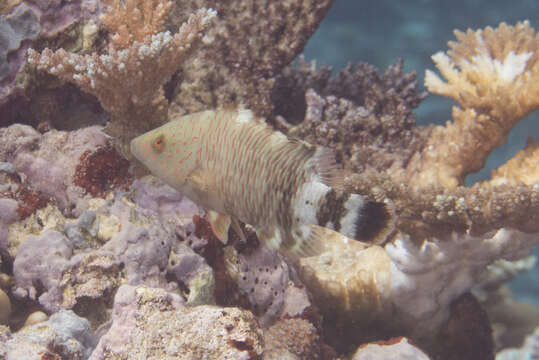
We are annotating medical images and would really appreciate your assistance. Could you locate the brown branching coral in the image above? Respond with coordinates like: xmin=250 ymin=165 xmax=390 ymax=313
xmin=274 ymin=58 xmax=428 ymax=174
xmin=100 ymin=0 xmax=173 ymax=49
xmin=27 ymin=2 xmax=216 ymax=155
xmin=344 ymin=171 xmax=539 ymax=239
xmin=408 ymin=21 xmax=539 ymax=189
xmin=168 ymin=0 xmax=334 ymax=118
xmin=276 ymin=22 xmax=539 ymax=241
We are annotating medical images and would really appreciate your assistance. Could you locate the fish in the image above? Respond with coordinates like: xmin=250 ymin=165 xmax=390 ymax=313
xmin=130 ymin=108 xmax=392 ymax=257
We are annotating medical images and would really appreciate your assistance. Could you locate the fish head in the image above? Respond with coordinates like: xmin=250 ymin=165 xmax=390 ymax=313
xmin=131 ymin=124 xmax=168 ymax=171
xmin=130 ymin=120 xmax=198 ymax=188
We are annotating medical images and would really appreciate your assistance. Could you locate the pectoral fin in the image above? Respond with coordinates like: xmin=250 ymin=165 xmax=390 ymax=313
xmin=187 ymin=168 xmax=218 ymax=200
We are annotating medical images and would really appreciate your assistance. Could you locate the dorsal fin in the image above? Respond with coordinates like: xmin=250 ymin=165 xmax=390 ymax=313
xmin=311 ymin=147 xmax=345 ymax=190
xmin=223 ymin=102 xmax=237 ymax=111
xmin=236 ymin=108 xmax=255 ymax=123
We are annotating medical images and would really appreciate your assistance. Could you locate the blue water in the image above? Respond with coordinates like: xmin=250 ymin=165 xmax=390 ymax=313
xmin=302 ymin=0 xmax=539 ymax=306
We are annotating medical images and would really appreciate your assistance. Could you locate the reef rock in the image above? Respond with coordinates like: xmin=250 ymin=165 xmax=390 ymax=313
xmin=224 ymin=243 xmax=311 ymax=327
xmin=352 ymin=337 xmax=430 ymax=360
xmin=3 ymin=309 xmax=96 ymax=360
xmin=90 ymin=284 xmax=264 ymax=360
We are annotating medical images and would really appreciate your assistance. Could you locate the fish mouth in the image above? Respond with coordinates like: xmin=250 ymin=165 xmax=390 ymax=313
xmin=129 ymin=136 xmax=143 ymax=163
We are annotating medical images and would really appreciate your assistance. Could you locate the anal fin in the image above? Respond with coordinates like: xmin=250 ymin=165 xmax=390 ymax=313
xmin=208 ymin=210 xmax=231 ymax=245
xmin=287 ymin=224 xmax=329 ymax=258
xmin=263 ymin=225 xmax=331 ymax=259
xmin=208 ymin=211 xmax=248 ymax=245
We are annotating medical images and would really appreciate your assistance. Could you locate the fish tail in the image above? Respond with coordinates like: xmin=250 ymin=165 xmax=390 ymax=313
xmin=293 ymin=179 xmax=392 ymax=244
xmin=338 ymin=192 xmax=393 ymax=243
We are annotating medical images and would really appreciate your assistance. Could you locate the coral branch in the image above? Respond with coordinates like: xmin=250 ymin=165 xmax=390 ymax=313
xmin=170 ymin=0 xmax=334 ymax=117
xmin=426 ymin=21 xmax=539 ymax=121
xmin=410 ymin=21 xmax=539 ymax=188
xmin=27 ymin=5 xmax=216 ymax=154
xmin=344 ymin=171 xmax=539 ymax=239
xmin=488 ymin=138 xmax=539 ymax=186
xmin=100 ymin=0 xmax=173 ymax=49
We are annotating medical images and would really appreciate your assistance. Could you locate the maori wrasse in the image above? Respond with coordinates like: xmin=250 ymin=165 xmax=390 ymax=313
xmin=130 ymin=108 xmax=391 ymax=257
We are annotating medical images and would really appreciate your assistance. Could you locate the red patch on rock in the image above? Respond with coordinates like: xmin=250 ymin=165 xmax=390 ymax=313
xmin=74 ymin=144 xmax=132 ymax=198
xmin=15 ymin=186 xmax=51 ymax=218
xmin=0 ymin=172 xmax=51 ymax=219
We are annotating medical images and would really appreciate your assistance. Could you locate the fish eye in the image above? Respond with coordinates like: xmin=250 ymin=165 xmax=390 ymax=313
xmin=151 ymin=133 xmax=166 ymax=153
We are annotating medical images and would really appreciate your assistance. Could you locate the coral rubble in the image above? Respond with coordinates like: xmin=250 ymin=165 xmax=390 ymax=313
xmin=4 ymin=310 xmax=96 ymax=359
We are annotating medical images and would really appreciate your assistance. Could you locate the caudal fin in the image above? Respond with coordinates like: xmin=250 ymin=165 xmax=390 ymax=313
xmin=308 ymin=147 xmax=393 ymax=243
xmin=341 ymin=195 xmax=393 ymax=244
xmin=310 ymin=187 xmax=393 ymax=245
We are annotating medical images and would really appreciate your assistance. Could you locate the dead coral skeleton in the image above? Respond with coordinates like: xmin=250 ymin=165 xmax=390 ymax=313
xmin=410 ymin=20 xmax=539 ymax=189
xmin=27 ymin=0 xmax=216 ymax=154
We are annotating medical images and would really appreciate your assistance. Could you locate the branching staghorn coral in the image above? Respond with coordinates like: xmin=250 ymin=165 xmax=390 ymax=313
xmin=27 ymin=0 xmax=216 ymax=155
xmin=100 ymin=0 xmax=173 ymax=49
xmin=278 ymin=22 xmax=539 ymax=240
xmin=408 ymin=21 xmax=539 ymax=189
xmin=489 ymin=137 xmax=539 ymax=186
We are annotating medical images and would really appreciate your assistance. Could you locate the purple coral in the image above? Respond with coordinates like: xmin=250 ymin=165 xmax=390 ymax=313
xmin=0 ymin=124 xmax=110 ymax=215
xmin=0 ymin=197 xmax=19 ymax=251
xmin=13 ymin=229 xmax=73 ymax=303
xmin=129 ymin=176 xmax=202 ymax=222
xmin=224 ymin=244 xmax=311 ymax=327
xmin=9 ymin=175 xmax=216 ymax=314
xmin=0 ymin=3 xmax=40 ymax=106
